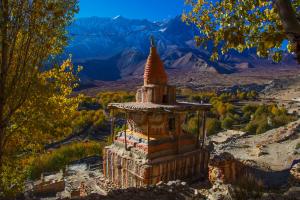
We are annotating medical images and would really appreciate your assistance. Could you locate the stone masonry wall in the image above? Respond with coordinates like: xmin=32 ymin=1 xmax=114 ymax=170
xmin=103 ymin=146 xmax=210 ymax=188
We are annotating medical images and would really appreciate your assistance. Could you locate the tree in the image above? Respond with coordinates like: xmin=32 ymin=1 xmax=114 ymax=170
xmin=183 ymin=0 xmax=300 ymax=62
xmin=0 ymin=0 xmax=79 ymax=196
xmin=221 ymin=116 xmax=234 ymax=130
xmin=206 ymin=118 xmax=221 ymax=135
xmin=182 ymin=116 xmax=200 ymax=135
xmin=247 ymin=91 xmax=258 ymax=100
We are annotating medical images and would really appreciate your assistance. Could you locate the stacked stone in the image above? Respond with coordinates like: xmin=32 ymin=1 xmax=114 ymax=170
xmin=82 ymin=180 xmax=206 ymax=200
xmin=97 ymin=175 xmax=118 ymax=193
xmin=206 ymin=181 xmax=236 ymax=200
xmin=208 ymin=152 xmax=241 ymax=184
xmin=289 ymin=163 xmax=300 ymax=186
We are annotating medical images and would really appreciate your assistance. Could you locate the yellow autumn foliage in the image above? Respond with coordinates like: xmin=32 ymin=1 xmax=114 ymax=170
xmin=0 ymin=0 xmax=79 ymax=197
xmin=183 ymin=0 xmax=300 ymax=62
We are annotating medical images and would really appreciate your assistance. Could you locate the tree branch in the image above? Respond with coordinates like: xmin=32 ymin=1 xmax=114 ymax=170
xmin=275 ymin=0 xmax=300 ymax=62
xmin=275 ymin=0 xmax=300 ymax=35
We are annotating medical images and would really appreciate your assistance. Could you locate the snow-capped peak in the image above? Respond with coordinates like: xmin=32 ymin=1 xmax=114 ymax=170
xmin=159 ymin=28 xmax=167 ymax=32
xmin=113 ymin=15 xmax=121 ymax=20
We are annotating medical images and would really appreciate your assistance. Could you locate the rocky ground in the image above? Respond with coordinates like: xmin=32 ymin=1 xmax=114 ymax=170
xmin=212 ymin=120 xmax=300 ymax=172
xmin=261 ymin=75 xmax=300 ymax=115
xmin=56 ymin=178 xmax=300 ymax=200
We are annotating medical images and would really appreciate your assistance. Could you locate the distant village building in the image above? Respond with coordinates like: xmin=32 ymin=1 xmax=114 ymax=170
xmin=103 ymin=37 xmax=212 ymax=188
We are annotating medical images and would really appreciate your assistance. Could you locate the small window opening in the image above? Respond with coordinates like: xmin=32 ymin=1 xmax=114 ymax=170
xmin=168 ymin=117 xmax=176 ymax=131
xmin=162 ymin=95 xmax=168 ymax=104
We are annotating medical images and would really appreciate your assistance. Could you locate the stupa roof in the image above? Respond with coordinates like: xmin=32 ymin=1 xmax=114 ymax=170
xmin=108 ymin=102 xmax=211 ymax=112
xmin=144 ymin=37 xmax=168 ymax=86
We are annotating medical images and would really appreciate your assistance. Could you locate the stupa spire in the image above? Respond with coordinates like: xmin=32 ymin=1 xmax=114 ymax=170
xmin=144 ymin=36 xmax=168 ymax=86
xmin=150 ymin=35 xmax=155 ymax=47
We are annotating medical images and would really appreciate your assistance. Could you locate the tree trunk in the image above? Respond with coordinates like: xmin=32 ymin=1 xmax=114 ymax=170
xmin=275 ymin=0 xmax=300 ymax=62
xmin=0 ymin=126 xmax=4 ymax=185
xmin=0 ymin=0 xmax=9 ymax=176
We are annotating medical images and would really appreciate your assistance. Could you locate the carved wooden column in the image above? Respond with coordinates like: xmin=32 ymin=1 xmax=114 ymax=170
xmin=111 ymin=109 xmax=115 ymax=141
xmin=176 ymin=113 xmax=180 ymax=154
xmin=124 ymin=112 xmax=128 ymax=150
xmin=196 ymin=111 xmax=201 ymax=149
xmin=201 ymin=111 xmax=206 ymax=148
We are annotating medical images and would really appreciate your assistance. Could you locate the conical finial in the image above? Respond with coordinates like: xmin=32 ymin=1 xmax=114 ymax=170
xmin=150 ymin=35 xmax=155 ymax=47
xmin=144 ymin=36 xmax=168 ymax=86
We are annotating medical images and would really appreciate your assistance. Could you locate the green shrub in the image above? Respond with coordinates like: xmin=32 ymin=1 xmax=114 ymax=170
xmin=246 ymin=91 xmax=258 ymax=100
xmin=256 ymin=121 xmax=270 ymax=134
xmin=245 ymin=113 xmax=269 ymax=134
xmin=28 ymin=141 xmax=104 ymax=180
xmin=272 ymin=114 xmax=297 ymax=128
xmin=206 ymin=118 xmax=221 ymax=135
xmin=242 ymin=104 xmax=258 ymax=114
xmin=221 ymin=116 xmax=234 ymax=130
xmin=96 ymin=91 xmax=135 ymax=109
xmin=242 ymin=112 xmax=252 ymax=122
xmin=182 ymin=116 xmax=201 ymax=135
xmin=245 ymin=122 xmax=258 ymax=134
xmin=254 ymin=105 xmax=269 ymax=115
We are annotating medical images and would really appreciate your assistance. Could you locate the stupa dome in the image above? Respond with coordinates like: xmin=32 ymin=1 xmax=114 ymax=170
xmin=144 ymin=37 xmax=168 ymax=86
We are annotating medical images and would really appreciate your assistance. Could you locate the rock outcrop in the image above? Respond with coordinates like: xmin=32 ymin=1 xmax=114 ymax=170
xmin=290 ymin=163 xmax=300 ymax=186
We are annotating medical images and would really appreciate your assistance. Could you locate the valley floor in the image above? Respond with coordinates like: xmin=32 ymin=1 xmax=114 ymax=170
xmin=77 ymin=65 xmax=300 ymax=96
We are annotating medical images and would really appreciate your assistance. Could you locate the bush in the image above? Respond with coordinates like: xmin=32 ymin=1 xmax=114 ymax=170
xmin=272 ymin=114 xmax=297 ymax=128
xmin=242 ymin=103 xmax=297 ymax=135
xmin=96 ymin=91 xmax=135 ymax=109
xmin=221 ymin=116 xmax=235 ymax=130
xmin=245 ymin=114 xmax=270 ymax=134
xmin=182 ymin=116 xmax=201 ymax=135
xmin=246 ymin=91 xmax=258 ymax=100
xmin=206 ymin=118 xmax=221 ymax=136
xmin=187 ymin=91 xmax=217 ymax=103
xmin=245 ymin=122 xmax=258 ymax=134
xmin=79 ymin=96 xmax=101 ymax=110
xmin=256 ymin=121 xmax=270 ymax=134
xmin=254 ymin=105 xmax=269 ymax=116
xmin=71 ymin=109 xmax=106 ymax=134
xmin=242 ymin=104 xmax=258 ymax=114
xmin=28 ymin=141 xmax=104 ymax=180
xmin=219 ymin=93 xmax=231 ymax=102
xmin=242 ymin=112 xmax=252 ymax=122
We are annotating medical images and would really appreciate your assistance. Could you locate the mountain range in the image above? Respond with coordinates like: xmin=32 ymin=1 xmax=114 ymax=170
xmin=65 ymin=16 xmax=297 ymax=83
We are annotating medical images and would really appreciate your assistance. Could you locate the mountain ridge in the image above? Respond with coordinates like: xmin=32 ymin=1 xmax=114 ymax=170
xmin=65 ymin=16 xmax=297 ymax=82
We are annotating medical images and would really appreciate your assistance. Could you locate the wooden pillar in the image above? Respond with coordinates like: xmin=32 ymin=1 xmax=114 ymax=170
xmin=196 ymin=111 xmax=200 ymax=149
xmin=124 ymin=112 xmax=128 ymax=150
xmin=176 ymin=113 xmax=180 ymax=154
xmin=202 ymin=111 xmax=206 ymax=148
xmin=195 ymin=110 xmax=201 ymax=177
xmin=111 ymin=109 xmax=115 ymax=141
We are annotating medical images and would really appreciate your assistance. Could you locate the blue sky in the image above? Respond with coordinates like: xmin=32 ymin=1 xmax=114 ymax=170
xmin=77 ymin=0 xmax=186 ymax=21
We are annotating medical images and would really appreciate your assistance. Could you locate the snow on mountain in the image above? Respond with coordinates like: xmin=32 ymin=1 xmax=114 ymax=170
xmin=65 ymin=16 xmax=297 ymax=82
xmin=66 ymin=16 xmax=195 ymax=60
xmin=113 ymin=15 xmax=121 ymax=20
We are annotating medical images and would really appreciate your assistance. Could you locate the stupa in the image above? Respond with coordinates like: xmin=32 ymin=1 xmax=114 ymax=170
xmin=103 ymin=37 xmax=211 ymax=188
